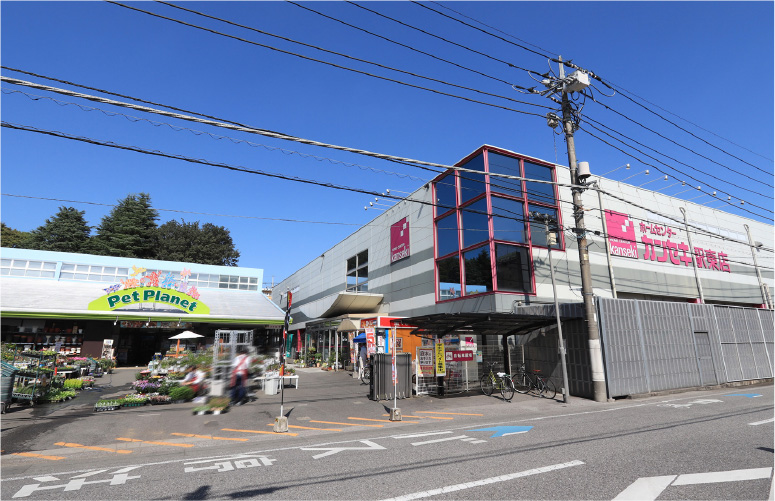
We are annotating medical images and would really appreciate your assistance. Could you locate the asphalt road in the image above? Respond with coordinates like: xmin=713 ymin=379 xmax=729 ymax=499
xmin=1 ymin=368 xmax=772 ymax=500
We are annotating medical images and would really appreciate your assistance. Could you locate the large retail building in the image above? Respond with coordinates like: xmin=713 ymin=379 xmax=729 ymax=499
xmin=274 ymin=144 xmax=774 ymax=400
xmin=0 ymin=249 xmax=286 ymax=366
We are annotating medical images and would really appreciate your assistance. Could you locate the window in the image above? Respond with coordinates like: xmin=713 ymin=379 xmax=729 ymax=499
xmin=464 ymin=246 xmax=492 ymax=295
xmin=436 ymin=212 xmax=459 ymax=258
xmin=346 ymin=250 xmax=369 ymax=292
xmin=0 ymin=259 xmax=57 ymax=278
xmin=434 ymin=149 xmax=559 ymax=301
xmin=434 ymin=173 xmax=457 ymax=214
xmin=459 ymin=154 xmax=485 ymax=204
xmin=437 ymin=256 xmax=461 ymax=300
xmin=461 ymin=198 xmax=489 ymax=249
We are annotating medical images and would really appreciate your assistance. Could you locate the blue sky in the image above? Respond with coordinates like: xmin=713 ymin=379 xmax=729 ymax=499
xmin=2 ymin=1 xmax=772 ymax=284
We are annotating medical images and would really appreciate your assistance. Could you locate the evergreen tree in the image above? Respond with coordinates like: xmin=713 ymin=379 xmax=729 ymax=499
xmin=1 ymin=222 xmax=33 ymax=249
xmin=156 ymin=219 xmax=240 ymax=266
xmin=91 ymin=193 xmax=159 ymax=258
xmin=24 ymin=207 xmax=91 ymax=253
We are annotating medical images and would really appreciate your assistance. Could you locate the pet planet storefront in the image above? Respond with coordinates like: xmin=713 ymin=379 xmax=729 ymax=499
xmin=0 ymin=248 xmax=286 ymax=366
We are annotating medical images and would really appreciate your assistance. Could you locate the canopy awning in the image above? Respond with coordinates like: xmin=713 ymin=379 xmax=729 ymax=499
xmin=336 ymin=318 xmax=360 ymax=332
xmin=404 ymin=304 xmax=585 ymax=338
xmin=352 ymin=333 xmax=367 ymax=342
xmin=319 ymin=292 xmax=383 ymax=318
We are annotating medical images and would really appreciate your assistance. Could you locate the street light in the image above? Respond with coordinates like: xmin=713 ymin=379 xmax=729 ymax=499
xmin=638 ymin=174 xmax=668 ymax=188
xmin=601 ymin=163 xmax=630 ymax=177
xmin=529 ymin=211 xmax=570 ymax=403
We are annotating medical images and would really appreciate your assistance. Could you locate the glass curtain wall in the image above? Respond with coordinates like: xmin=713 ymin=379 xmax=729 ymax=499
xmin=433 ymin=148 xmax=562 ymax=300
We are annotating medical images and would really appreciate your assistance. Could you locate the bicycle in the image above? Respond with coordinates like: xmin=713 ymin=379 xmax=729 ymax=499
xmin=361 ymin=363 xmax=371 ymax=385
xmin=480 ymin=363 xmax=514 ymax=401
xmin=511 ymin=364 xmax=556 ymax=399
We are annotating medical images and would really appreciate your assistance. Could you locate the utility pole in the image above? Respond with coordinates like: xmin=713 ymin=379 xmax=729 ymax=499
xmin=744 ymin=224 xmax=773 ymax=309
xmin=556 ymin=57 xmax=607 ymax=402
xmin=530 ymin=211 xmax=571 ymax=403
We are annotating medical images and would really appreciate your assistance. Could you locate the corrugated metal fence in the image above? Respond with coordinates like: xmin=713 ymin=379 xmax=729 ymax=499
xmin=599 ymin=298 xmax=774 ymax=397
xmin=370 ymin=353 xmax=412 ymax=401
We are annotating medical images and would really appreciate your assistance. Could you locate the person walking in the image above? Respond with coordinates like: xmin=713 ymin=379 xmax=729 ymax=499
xmin=230 ymin=347 xmax=251 ymax=405
xmin=357 ymin=344 xmax=368 ymax=383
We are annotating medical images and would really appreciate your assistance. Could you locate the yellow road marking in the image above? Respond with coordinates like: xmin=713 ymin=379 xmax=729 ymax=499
xmin=383 ymin=414 xmax=453 ymax=420
xmin=416 ymin=411 xmax=484 ymax=416
xmin=265 ymin=424 xmax=341 ymax=431
xmin=12 ymin=452 xmax=65 ymax=461
xmin=310 ymin=420 xmax=383 ymax=428
xmin=116 ymin=438 xmax=193 ymax=448
xmin=221 ymin=428 xmax=298 ymax=436
xmin=348 ymin=417 xmax=420 ymax=424
xmin=54 ymin=442 xmax=132 ymax=454
xmin=170 ymin=433 xmax=248 ymax=442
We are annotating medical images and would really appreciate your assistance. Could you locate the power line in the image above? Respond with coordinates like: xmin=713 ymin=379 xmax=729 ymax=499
xmin=1 ymin=193 xmax=362 ymax=226
xmin=579 ymin=125 xmax=773 ymax=219
xmin=585 ymin=93 xmax=773 ymax=186
xmin=105 ymin=1 xmax=550 ymax=117
xmin=283 ymin=1 xmax=531 ymax=91
xmin=1 ymin=87 xmax=431 ymax=183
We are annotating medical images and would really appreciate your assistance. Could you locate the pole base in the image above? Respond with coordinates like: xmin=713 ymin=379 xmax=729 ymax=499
xmin=389 ymin=408 xmax=402 ymax=421
xmin=273 ymin=416 xmax=288 ymax=432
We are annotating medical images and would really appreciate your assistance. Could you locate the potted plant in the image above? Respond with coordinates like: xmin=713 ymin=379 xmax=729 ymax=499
xmin=95 ymin=399 xmax=121 ymax=412
xmin=207 ymin=396 xmax=230 ymax=415
xmin=169 ymin=385 xmax=195 ymax=403
xmin=149 ymin=394 xmax=171 ymax=405
xmin=192 ymin=405 xmax=210 ymax=415
xmin=121 ymin=394 xmax=148 ymax=407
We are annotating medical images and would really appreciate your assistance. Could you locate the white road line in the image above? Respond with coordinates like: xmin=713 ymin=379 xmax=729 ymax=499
xmin=380 ymin=460 xmax=584 ymax=501
xmin=392 ymin=431 xmax=453 ymax=439
xmin=749 ymin=418 xmax=775 ymax=426
xmin=613 ymin=476 xmax=677 ymax=501
xmin=411 ymin=435 xmax=470 ymax=446
xmin=672 ymin=467 xmax=773 ymax=485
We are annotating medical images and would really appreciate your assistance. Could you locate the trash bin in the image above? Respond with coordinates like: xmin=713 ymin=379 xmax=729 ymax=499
xmin=264 ymin=377 xmax=279 ymax=395
xmin=1 ymin=361 xmax=18 ymax=413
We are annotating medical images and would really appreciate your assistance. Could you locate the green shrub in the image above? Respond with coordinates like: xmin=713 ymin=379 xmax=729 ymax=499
xmin=169 ymin=386 xmax=195 ymax=402
xmin=159 ymin=380 xmax=180 ymax=395
xmin=63 ymin=378 xmax=84 ymax=390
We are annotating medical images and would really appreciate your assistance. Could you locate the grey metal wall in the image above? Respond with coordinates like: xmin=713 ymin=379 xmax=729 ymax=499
xmin=599 ymin=298 xmax=773 ymax=398
xmin=371 ymin=353 xmax=412 ymax=401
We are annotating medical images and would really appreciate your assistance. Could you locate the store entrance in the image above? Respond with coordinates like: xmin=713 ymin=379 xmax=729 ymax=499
xmin=116 ymin=329 xmax=169 ymax=367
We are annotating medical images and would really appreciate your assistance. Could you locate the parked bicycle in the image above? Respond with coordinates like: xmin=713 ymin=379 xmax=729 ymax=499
xmin=480 ymin=363 xmax=514 ymax=401
xmin=361 ymin=363 xmax=371 ymax=385
xmin=511 ymin=364 xmax=557 ymax=399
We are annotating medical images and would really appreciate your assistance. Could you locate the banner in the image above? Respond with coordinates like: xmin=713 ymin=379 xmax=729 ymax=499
xmin=366 ymin=328 xmax=376 ymax=355
xmin=434 ymin=339 xmax=446 ymax=377
xmin=417 ymin=348 xmax=434 ymax=376
xmin=285 ymin=332 xmax=294 ymax=359
xmin=281 ymin=291 xmax=293 ymax=374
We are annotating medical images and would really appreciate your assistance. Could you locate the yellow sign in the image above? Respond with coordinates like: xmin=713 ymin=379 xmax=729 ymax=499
xmin=434 ymin=339 xmax=446 ymax=377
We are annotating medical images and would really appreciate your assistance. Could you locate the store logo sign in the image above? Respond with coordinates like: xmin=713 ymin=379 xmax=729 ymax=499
xmin=390 ymin=217 xmax=410 ymax=263
xmin=605 ymin=210 xmax=639 ymax=259
xmin=87 ymin=267 xmax=210 ymax=314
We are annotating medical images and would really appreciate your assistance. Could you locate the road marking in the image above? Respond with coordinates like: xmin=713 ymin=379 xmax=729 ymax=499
xmin=265 ymin=424 xmax=341 ymax=431
xmin=749 ymin=418 xmax=775 ymax=426
xmin=393 ymin=431 xmax=453 ymax=439
xmin=384 ymin=414 xmax=453 ymax=420
xmin=115 ymin=438 xmax=194 ymax=448
xmin=311 ymin=420 xmax=384 ymax=428
xmin=221 ymin=428 xmax=298 ymax=437
xmin=411 ymin=435 xmax=483 ymax=446
xmin=381 ymin=460 xmax=584 ymax=500
xmin=614 ymin=467 xmax=774 ymax=500
xmin=184 ymin=454 xmax=277 ymax=473
xmin=416 ymin=411 xmax=483 ymax=416
xmin=54 ymin=442 xmax=133 ymax=454
xmin=672 ymin=467 xmax=773 ymax=485
xmin=725 ymin=393 xmax=762 ymax=398
xmin=348 ymin=417 xmax=420 ymax=424
xmin=11 ymin=453 xmax=65 ymax=461
xmin=301 ymin=440 xmax=385 ymax=459
xmin=613 ymin=475 xmax=676 ymax=500
xmin=12 ymin=470 xmax=141 ymax=498
xmin=171 ymin=433 xmax=248 ymax=442
xmin=468 ymin=426 xmax=533 ymax=437
xmin=659 ymin=399 xmax=722 ymax=408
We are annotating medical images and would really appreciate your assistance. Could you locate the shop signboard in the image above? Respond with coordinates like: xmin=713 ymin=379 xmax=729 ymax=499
xmin=88 ymin=267 xmax=211 ymax=314
xmin=451 ymin=350 xmax=474 ymax=362
xmin=434 ymin=339 xmax=446 ymax=377
xmin=390 ymin=217 xmax=410 ymax=263
xmin=101 ymin=339 xmax=114 ymax=360
xmin=605 ymin=210 xmax=732 ymax=273
xmin=417 ymin=348 xmax=434 ymax=376
xmin=365 ymin=328 xmax=376 ymax=355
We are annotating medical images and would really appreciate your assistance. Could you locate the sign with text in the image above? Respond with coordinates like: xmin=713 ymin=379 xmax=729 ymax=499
xmin=365 ymin=328 xmax=376 ymax=355
xmin=605 ymin=210 xmax=731 ymax=273
xmin=451 ymin=350 xmax=474 ymax=362
xmin=390 ymin=217 xmax=410 ymax=263
xmin=417 ymin=348 xmax=434 ymax=376
xmin=434 ymin=339 xmax=446 ymax=377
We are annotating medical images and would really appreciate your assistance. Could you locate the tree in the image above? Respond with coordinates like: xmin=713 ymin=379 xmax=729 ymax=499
xmin=156 ymin=219 xmax=240 ymax=266
xmin=91 ymin=193 xmax=159 ymax=258
xmin=1 ymin=223 xmax=32 ymax=249
xmin=24 ymin=207 xmax=91 ymax=253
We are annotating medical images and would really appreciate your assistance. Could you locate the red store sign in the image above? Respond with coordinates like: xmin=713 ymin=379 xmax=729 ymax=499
xmin=451 ymin=350 xmax=474 ymax=362
xmin=604 ymin=210 xmax=730 ymax=273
